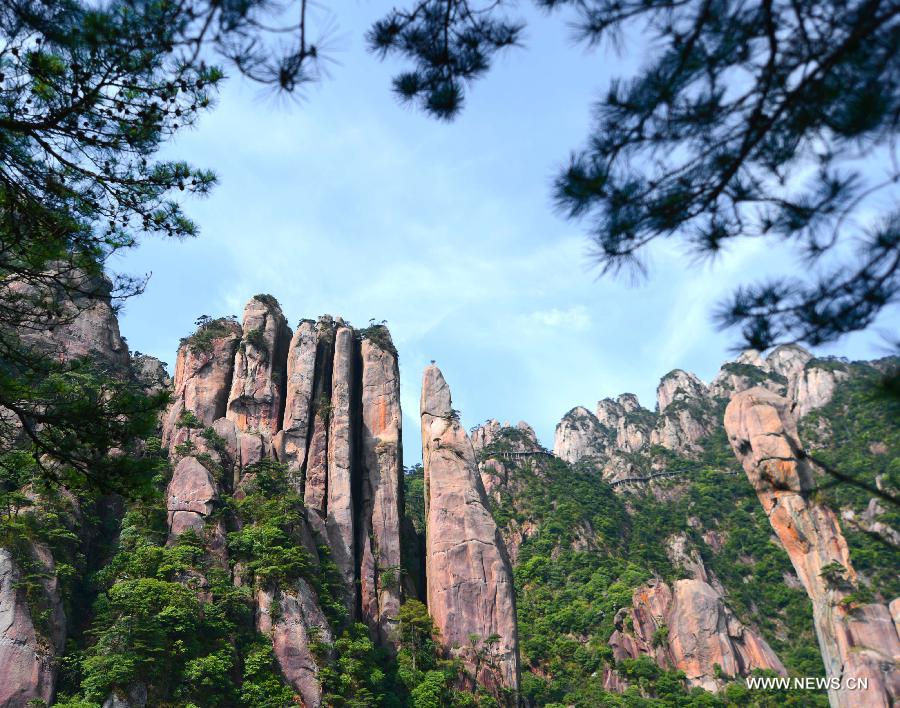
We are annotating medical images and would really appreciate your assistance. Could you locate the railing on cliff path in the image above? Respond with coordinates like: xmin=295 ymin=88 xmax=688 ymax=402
xmin=608 ymin=468 xmax=741 ymax=489
xmin=487 ymin=448 xmax=740 ymax=489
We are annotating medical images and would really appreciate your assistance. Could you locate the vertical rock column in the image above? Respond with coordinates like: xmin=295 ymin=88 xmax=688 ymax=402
xmin=725 ymin=388 xmax=900 ymax=708
xmin=276 ymin=319 xmax=318 ymax=483
xmin=303 ymin=319 xmax=336 ymax=535
xmin=226 ymin=296 xmax=291 ymax=439
xmin=161 ymin=319 xmax=242 ymax=450
xmin=420 ymin=365 xmax=520 ymax=695
xmin=358 ymin=332 xmax=403 ymax=649
xmin=326 ymin=325 xmax=357 ymax=614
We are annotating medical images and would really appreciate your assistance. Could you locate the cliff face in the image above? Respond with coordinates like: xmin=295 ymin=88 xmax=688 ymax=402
xmin=0 ymin=547 xmax=64 ymax=707
xmin=553 ymin=344 xmax=853 ymax=483
xmin=157 ymin=300 xmax=406 ymax=700
xmin=420 ymin=365 xmax=521 ymax=695
xmin=725 ymin=388 xmax=900 ymax=707
xmin=3 ymin=280 xmax=897 ymax=707
xmin=358 ymin=336 xmax=404 ymax=650
xmin=609 ymin=578 xmax=786 ymax=692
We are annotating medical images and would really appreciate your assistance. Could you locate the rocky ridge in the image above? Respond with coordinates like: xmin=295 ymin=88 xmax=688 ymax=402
xmin=159 ymin=298 xmax=408 ymax=701
xmin=2 ymin=278 xmax=898 ymax=707
xmin=553 ymin=344 xmax=851 ymax=484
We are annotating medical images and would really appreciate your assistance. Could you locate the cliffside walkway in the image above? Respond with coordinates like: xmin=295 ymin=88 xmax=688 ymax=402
xmin=496 ymin=449 xmax=555 ymax=460
xmin=485 ymin=448 xmax=741 ymax=489
xmin=609 ymin=468 xmax=740 ymax=489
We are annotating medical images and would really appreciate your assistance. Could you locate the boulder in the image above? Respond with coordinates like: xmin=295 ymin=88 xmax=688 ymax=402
xmin=420 ymin=365 xmax=520 ymax=694
xmin=166 ymin=456 xmax=218 ymax=538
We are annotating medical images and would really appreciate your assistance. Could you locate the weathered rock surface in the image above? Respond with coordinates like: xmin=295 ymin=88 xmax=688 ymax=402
xmin=553 ymin=406 xmax=610 ymax=463
xmin=665 ymin=532 xmax=713 ymax=586
xmin=303 ymin=319 xmax=335 ymax=534
xmin=725 ymin=388 xmax=900 ymax=707
xmin=709 ymin=351 xmax=785 ymax=399
xmin=276 ymin=319 xmax=318 ymax=477
xmin=326 ymin=325 xmax=357 ymax=613
xmin=358 ymin=334 xmax=403 ymax=649
xmin=162 ymin=319 xmax=241 ymax=449
xmin=102 ymin=683 xmax=148 ymax=708
xmin=766 ymin=344 xmax=813 ymax=381
xmin=166 ymin=456 xmax=218 ymax=538
xmin=790 ymin=364 xmax=849 ymax=418
xmin=256 ymin=579 xmax=333 ymax=708
xmin=131 ymin=354 xmax=172 ymax=395
xmin=650 ymin=406 xmax=711 ymax=455
xmin=841 ymin=499 xmax=900 ymax=548
xmin=656 ymin=370 xmax=708 ymax=414
xmin=610 ymin=578 xmax=786 ymax=692
xmin=227 ymin=296 xmax=291 ymax=436
xmin=471 ymin=419 xmax=503 ymax=453
xmin=0 ymin=547 xmax=62 ymax=708
xmin=420 ymin=365 xmax=520 ymax=694
xmin=9 ymin=266 xmax=130 ymax=372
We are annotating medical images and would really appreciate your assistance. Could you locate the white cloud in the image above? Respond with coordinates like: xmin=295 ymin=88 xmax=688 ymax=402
xmin=524 ymin=305 xmax=592 ymax=330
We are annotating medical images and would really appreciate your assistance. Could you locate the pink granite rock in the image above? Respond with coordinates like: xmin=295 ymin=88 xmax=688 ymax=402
xmin=420 ymin=365 xmax=520 ymax=694
xmin=226 ymin=296 xmax=291 ymax=437
xmin=358 ymin=333 xmax=403 ymax=649
xmin=725 ymin=388 xmax=900 ymax=707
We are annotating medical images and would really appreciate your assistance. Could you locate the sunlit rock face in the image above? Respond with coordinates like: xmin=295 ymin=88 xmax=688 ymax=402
xmin=156 ymin=299 xmax=406 ymax=696
xmin=420 ymin=365 xmax=521 ymax=695
xmin=609 ymin=578 xmax=786 ymax=692
xmin=725 ymin=387 xmax=900 ymax=708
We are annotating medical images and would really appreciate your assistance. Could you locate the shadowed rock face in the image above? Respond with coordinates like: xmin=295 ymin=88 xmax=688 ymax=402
xmin=8 ymin=267 xmax=130 ymax=372
xmin=0 ymin=547 xmax=64 ymax=708
xmin=303 ymin=319 xmax=335 ymax=536
xmin=725 ymin=388 xmax=900 ymax=708
xmin=358 ymin=335 xmax=403 ymax=650
xmin=420 ymin=365 xmax=520 ymax=695
xmin=326 ymin=325 xmax=357 ymax=614
xmin=610 ymin=578 xmax=785 ymax=692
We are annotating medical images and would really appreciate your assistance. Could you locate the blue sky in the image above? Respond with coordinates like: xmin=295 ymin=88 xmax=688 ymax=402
xmin=113 ymin=0 xmax=899 ymax=463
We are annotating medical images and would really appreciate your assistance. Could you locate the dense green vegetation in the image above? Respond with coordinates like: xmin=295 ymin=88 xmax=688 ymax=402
xmin=799 ymin=360 xmax=900 ymax=600
xmin=477 ymin=411 xmax=835 ymax=704
xmin=2 ymin=352 xmax=895 ymax=706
